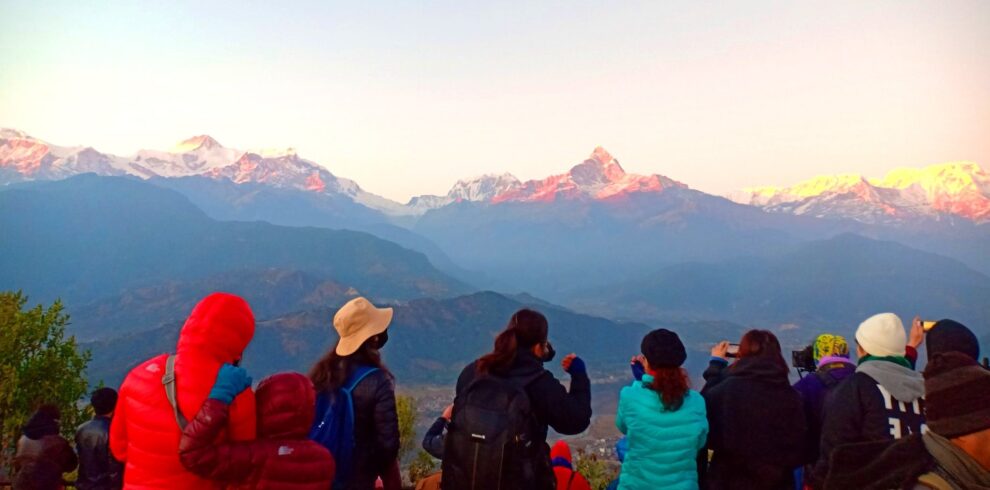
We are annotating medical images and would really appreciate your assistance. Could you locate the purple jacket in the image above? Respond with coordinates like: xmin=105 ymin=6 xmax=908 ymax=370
xmin=792 ymin=356 xmax=856 ymax=464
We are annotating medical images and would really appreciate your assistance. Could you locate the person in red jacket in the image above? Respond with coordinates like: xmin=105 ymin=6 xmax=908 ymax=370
xmin=110 ymin=292 xmax=257 ymax=489
xmin=179 ymin=369 xmax=335 ymax=489
xmin=550 ymin=440 xmax=592 ymax=490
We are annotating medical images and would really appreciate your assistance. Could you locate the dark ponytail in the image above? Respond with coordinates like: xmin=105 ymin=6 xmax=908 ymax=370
xmin=477 ymin=309 xmax=548 ymax=375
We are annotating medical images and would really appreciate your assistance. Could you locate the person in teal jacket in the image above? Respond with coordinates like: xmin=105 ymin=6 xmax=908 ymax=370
xmin=616 ymin=329 xmax=708 ymax=490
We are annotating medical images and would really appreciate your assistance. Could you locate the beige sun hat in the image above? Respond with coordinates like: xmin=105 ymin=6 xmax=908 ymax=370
xmin=334 ymin=297 xmax=394 ymax=356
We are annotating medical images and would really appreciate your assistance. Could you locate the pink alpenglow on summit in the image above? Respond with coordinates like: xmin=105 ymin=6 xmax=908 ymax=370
xmin=2 ymin=128 xmax=988 ymax=224
xmin=491 ymin=147 xmax=686 ymax=203
xmin=735 ymin=162 xmax=990 ymax=223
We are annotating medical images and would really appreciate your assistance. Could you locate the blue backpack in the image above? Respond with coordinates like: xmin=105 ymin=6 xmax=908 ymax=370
xmin=310 ymin=365 xmax=379 ymax=488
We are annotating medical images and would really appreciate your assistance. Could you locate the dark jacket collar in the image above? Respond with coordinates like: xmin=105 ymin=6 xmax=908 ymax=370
xmin=730 ymin=356 xmax=791 ymax=384
xmin=493 ymin=348 xmax=546 ymax=379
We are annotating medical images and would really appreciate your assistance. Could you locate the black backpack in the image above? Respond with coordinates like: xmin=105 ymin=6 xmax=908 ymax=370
xmin=441 ymin=371 xmax=548 ymax=490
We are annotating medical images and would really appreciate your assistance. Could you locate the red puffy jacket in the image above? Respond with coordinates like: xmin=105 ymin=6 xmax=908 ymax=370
xmin=179 ymin=372 xmax=335 ymax=489
xmin=110 ymin=293 xmax=257 ymax=489
xmin=550 ymin=441 xmax=592 ymax=490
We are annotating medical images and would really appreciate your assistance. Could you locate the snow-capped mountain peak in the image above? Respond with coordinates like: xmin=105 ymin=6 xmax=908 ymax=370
xmin=0 ymin=128 xmax=34 ymax=140
xmin=735 ymin=162 xmax=990 ymax=223
xmin=448 ymin=173 xmax=522 ymax=201
xmin=569 ymin=146 xmax=627 ymax=186
xmin=0 ymin=129 xmax=403 ymax=213
xmin=742 ymin=174 xmax=871 ymax=207
xmin=484 ymin=147 xmax=686 ymax=204
xmin=173 ymin=135 xmax=223 ymax=153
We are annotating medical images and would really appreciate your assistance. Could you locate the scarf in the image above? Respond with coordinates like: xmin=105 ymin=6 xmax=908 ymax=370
xmin=858 ymin=354 xmax=912 ymax=369
xmin=923 ymin=431 xmax=990 ymax=490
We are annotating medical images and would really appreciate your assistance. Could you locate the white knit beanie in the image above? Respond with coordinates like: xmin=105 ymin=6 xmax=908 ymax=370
xmin=855 ymin=313 xmax=907 ymax=357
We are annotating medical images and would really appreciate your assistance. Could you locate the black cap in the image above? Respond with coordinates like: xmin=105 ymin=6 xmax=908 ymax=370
xmin=641 ymin=328 xmax=687 ymax=368
xmin=928 ymin=319 xmax=980 ymax=362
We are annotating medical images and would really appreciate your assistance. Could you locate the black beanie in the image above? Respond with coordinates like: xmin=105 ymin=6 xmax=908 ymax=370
xmin=927 ymin=319 xmax=980 ymax=362
xmin=91 ymin=387 xmax=118 ymax=416
xmin=641 ymin=329 xmax=687 ymax=368
xmin=923 ymin=352 xmax=990 ymax=438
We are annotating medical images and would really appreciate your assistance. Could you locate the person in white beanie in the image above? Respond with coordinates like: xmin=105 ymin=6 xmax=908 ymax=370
xmin=809 ymin=313 xmax=926 ymax=489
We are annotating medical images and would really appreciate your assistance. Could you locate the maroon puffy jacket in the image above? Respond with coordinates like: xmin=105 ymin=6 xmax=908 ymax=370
xmin=178 ymin=372 xmax=335 ymax=489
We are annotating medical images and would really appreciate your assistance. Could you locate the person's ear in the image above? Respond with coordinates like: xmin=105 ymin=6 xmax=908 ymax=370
xmin=641 ymin=357 xmax=651 ymax=373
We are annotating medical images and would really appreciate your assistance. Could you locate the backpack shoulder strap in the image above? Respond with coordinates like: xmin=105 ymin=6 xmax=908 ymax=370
xmin=343 ymin=366 xmax=380 ymax=393
xmin=162 ymin=355 xmax=188 ymax=430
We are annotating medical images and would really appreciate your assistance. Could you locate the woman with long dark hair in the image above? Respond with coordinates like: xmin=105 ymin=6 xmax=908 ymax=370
xmin=308 ymin=297 xmax=399 ymax=490
xmin=442 ymin=308 xmax=592 ymax=490
xmin=615 ymin=329 xmax=708 ymax=490
xmin=701 ymin=330 xmax=807 ymax=490
xmin=13 ymin=405 xmax=77 ymax=490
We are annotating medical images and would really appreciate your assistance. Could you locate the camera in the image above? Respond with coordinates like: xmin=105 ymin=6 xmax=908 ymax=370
xmin=792 ymin=345 xmax=816 ymax=373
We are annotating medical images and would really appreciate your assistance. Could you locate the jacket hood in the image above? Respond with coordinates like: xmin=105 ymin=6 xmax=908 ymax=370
xmin=550 ymin=440 xmax=572 ymax=463
xmin=729 ymin=355 xmax=791 ymax=385
xmin=256 ymin=372 xmax=316 ymax=439
xmin=22 ymin=408 xmax=59 ymax=439
xmin=176 ymin=292 xmax=255 ymax=363
xmin=817 ymin=355 xmax=855 ymax=369
xmin=857 ymin=359 xmax=925 ymax=402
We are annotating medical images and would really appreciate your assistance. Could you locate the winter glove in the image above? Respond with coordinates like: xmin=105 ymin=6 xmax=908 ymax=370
xmin=564 ymin=356 xmax=586 ymax=375
xmin=208 ymin=364 xmax=252 ymax=404
xmin=631 ymin=360 xmax=645 ymax=381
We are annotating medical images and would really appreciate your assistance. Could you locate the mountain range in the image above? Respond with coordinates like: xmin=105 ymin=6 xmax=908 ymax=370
xmin=4 ymin=129 xmax=988 ymax=225
xmin=733 ymin=163 xmax=990 ymax=224
xmin=80 ymin=289 xmax=749 ymax=389
xmin=571 ymin=233 xmax=990 ymax=330
xmin=0 ymin=175 xmax=467 ymax=307
xmin=2 ymin=130 xmax=988 ymax=390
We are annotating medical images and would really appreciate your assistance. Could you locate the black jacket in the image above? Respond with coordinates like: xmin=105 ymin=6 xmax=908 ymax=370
xmin=810 ymin=363 xmax=925 ymax=488
xmin=702 ymin=358 xmax=808 ymax=490
xmin=823 ymin=435 xmax=935 ymax=490
xmin=348 ymin=369 xmax=400 ymax=490
xmin=452 ymin=349 xmax=592 ymax=489
xmin=74 ymin=416 xmax=123 ymax=490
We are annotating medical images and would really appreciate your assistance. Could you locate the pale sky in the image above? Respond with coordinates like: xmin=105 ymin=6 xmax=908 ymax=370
xmin=2 ymin=1 xmax=988 ymax=203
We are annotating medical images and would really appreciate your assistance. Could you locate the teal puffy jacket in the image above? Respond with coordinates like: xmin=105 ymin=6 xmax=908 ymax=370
xmin=616 ymin=376 xmax=708 ymax=490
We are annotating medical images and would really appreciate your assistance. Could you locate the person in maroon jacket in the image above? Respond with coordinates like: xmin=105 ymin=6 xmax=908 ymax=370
xmin=178 ymin=367 xmax=335 ymax=489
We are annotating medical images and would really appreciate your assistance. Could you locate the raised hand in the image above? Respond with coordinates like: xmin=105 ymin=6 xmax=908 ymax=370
xmin=208 ymin=364 xmax=252 ymax=404
xmin=908 ymin=316 xmax=925 ymax=349
xmin=711 ymin=341 xmax=731 ymax=361
xmin=562 ymin=353 xmax=586 ymax=375
xmin=630 ymin=355 xmax=645 ymax=381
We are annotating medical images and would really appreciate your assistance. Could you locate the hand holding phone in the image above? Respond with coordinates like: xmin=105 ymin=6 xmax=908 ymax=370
xmin=711 ymin=341 xmax=731 ymax=360
xmin=909 ymin=316 xmax=927 ymax=349
xmin=726 ymin=343 xmax=740 ymax=358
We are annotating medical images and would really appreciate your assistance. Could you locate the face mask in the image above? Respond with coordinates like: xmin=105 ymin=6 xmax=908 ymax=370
xmin=540 ymin=342 xmax=556 ymax=363
xmin=375 ymin=330 xmax=389 ymax=350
